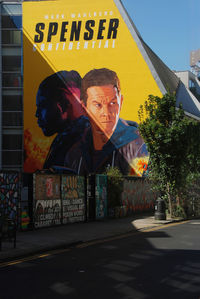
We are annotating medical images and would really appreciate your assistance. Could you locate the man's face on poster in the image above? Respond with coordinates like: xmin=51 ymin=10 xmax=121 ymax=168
xmin=35 ymin=82 xmax=83 ymax=136
xmin=85 ymin=84 xmax=123 ymax=137
xmin=35 ymin=88 xmax=69 ymax=136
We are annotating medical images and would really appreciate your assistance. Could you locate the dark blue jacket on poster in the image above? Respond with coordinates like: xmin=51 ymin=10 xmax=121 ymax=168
xmin=43 ymin=116 xmax=90 ymax=169
xmin=64 ymin=118 xmax=149 ymax=176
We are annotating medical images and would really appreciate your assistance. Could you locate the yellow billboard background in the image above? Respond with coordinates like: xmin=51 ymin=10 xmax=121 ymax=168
xmin=23 ymin=0 xmax=162 ymax=173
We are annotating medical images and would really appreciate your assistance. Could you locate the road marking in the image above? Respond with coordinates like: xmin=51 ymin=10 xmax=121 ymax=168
xmin=140 ymin=220 xmax=190 ymax=232
xmin=0 ymin=220 xmax=189 ymax=268
xmin=0 ymin=248 xmax=71 ymax=268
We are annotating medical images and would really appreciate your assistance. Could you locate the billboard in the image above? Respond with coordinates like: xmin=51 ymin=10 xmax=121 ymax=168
xmin=23 ymin=0 xmax=161 ymax=175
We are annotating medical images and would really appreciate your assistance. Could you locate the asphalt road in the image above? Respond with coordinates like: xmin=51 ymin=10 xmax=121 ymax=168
xmin=0 ymin=219 xmax=200 ymax=299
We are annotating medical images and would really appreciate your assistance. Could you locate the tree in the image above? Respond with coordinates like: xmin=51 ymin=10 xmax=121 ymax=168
xmin=138 ymin=92 xmax=200 ymax=217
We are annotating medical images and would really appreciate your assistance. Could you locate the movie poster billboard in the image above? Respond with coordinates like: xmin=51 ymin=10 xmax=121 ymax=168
xmin=23 ymin=0 xmax=161 ymax=175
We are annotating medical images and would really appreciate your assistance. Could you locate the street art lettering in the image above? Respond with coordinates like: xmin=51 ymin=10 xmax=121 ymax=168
xmin=34 ymin=174 xmax=61 ymax=227
xmin=34 ymin=199 xmax=61 ymax=228
xmin=62 ymin=176 xmax=85 ymax=223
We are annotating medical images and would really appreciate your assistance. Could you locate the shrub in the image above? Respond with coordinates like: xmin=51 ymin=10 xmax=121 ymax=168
xmin=105 ymin=166 xmax=123 ymax=208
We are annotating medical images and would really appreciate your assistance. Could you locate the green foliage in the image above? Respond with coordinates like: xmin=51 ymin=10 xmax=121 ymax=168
xmin=105 ymin=166 xmax=123 ymax=208
xmin=172 ymin=205 xmax=187 ymax=219
xmin=138 ymin=92 xmax=200 ymax=215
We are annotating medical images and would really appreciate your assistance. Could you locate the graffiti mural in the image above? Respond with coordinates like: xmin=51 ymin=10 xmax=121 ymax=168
xmin=34 ymin=174 xmax=60 ymax=201
xmin=62 ymin=176 xmax=85 ymax=223
xmin=0 ymin=172 xmax=20 ymax=221
xmin=21 ymin=186 xmax=30 ymax=230
xmin=96 ymin=175 xmax=107 ymax=219
xmin=34 ymin=174 xmax=61 ymax=228
xmin=187 ymin=179 xmax=200 ymax=217
xmin=34 ymin=199 xmax=61 ymax=228
xmin=120 ymin=178 xmax=155 ymax=216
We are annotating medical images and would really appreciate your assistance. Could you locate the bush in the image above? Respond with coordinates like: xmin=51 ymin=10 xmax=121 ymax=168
xmin=105 ymin=166 xmax=123 ymax=208
xmin=172 ymin=205 xmax=187 ymax=219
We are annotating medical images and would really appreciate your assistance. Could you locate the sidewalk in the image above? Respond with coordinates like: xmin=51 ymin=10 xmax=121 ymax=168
xmin=0 ymin=215 xmax=181 ymax=262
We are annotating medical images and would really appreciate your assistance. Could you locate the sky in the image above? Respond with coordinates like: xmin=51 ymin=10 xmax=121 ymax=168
xmin=121 ymin=0 xmax=200 ymax=72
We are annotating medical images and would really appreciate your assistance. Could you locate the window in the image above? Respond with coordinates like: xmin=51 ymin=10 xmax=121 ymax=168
xmin=2 ymin=112 xmax=23 ymax=127
xmin=2 ymin=15 xmax=22 ymax=29
xmin=2 ymin=73 xmax=22 ymax=88
xmin=2 ymin=94 xmax=23 ymax=111
xmin=2 ymin=134 xmax=22 ymax=150
xmin=2 ymin=30 xmax=21 ymax=45
xmin=2 ymin=55 xmax=21 ymax=72
xmin=189 ymin=80 xmax=195 ymax=89
xmin=2 ymin=150 xmax=22 ymax=166
xmin=2 ymin=47 xmax=21 ymax=56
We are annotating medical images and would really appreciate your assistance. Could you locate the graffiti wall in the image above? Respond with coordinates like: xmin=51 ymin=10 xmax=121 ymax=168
xmin=21 ymin=185 xmax=30 ymax=230
xmin=187 ymin=179 xmax=200 ymax=217
xmin=34 ymin=174 xmax=61 ymax=228
xmin=0 ymin=172 xmax=20 ymax=221
xmin=120 ymin=177 xmax=155 ymax=216
xmin=96 ymin=175 xmax=107 ymax=219
xmin=62 ymin=176 xmax=85 ymax=223
xmin=30 ymin=174 xmax=156 ymax=228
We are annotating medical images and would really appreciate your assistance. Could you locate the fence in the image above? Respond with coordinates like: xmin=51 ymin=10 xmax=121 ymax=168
xmin=0 ymin=171 xmax=159 ymax=230
xmin=120 ymin=177 xmax=155 ymax=217
xmin=33 ymin=173 xmax=108 ymax=228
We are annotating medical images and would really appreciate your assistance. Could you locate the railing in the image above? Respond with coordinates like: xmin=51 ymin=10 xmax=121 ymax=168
xmin=0 ymin=216 xmax=17 ymax=250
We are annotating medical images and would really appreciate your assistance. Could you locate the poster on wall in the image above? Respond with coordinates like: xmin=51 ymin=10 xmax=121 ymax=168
xmin=34 ymin=199 xmax=61 ymax=228
xmin=34 ymin=174 xmax=61 ymax=227
xmin=62 ymin=175 xmax=85 ymax=223
xmin=23 ymin=0 xmax=161 ymax=175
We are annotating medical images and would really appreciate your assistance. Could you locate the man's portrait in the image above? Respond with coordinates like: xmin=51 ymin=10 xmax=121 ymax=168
xmin=35 ymin=70 xmax=89 ymax=170
xmin=81 ymin=69 xmax=123 ymax=143
xmin=64 ymin=68 xmax=149 ymax=175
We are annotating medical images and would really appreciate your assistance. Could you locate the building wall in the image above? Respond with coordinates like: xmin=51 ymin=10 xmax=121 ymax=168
xmin=175 ymin=71 xmax=190 ymax=88
xmin=1 ymin=2 xmax=23 ymax=170
xmin=175 ymin=70 xmax=200 ymax=102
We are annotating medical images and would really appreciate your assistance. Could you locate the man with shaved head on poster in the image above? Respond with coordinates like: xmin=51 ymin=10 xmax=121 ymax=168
xmin=35 ymin=70 xmax=89 ymax=170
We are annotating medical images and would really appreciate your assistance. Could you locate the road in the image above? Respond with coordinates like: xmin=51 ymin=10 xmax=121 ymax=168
xmin=0 ymin=219 xmax=200 ymax=299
